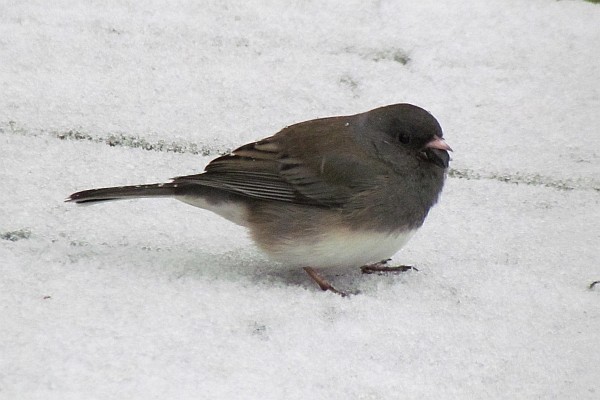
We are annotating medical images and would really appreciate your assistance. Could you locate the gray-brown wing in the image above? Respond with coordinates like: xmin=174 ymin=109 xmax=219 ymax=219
xmin=176 ymin=151 xmax=303 ymax=204
xmin=173 ymin=117 xmax=384 ymax=207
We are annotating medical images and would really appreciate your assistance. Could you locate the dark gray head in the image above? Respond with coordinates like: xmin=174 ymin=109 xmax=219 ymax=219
xmin=361 ymin=103 xmax=451 ymax=169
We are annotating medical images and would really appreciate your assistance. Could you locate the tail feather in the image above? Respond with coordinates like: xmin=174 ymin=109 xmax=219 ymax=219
xmin=66 ymin=183 xmax=178 ymax=204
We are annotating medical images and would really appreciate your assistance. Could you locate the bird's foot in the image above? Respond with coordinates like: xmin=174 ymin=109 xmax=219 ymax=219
xmin=303 ymin=267 xmax=349 ymax=297
xmin=360 ymin=260 xmax=418 ymax=275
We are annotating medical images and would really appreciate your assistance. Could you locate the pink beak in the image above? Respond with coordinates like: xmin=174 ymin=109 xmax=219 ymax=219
xmin=425 ymin=135 xmax=452 ymax=152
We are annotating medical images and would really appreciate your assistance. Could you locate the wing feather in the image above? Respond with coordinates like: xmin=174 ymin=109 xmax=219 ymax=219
xmin=173 ymin=117 xmax=385 ymax=207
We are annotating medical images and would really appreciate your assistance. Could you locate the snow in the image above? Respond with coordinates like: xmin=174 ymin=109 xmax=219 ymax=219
xmin=1 ymin=0 xmax=599 ymax=398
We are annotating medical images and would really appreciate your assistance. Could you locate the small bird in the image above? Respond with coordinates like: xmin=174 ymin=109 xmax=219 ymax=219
xmin=67 ymin=104 xmax=451 ymax=295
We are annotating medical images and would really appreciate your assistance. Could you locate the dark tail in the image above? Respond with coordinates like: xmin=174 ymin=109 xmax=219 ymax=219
xmin=66 ymin=183 xmax=178 ymax=204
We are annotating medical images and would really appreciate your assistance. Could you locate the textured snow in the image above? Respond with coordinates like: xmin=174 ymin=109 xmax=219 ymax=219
xmin=1 ymin=1 xmax=599 ymax=399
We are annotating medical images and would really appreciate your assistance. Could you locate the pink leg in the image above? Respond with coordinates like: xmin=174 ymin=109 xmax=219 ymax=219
xmin=303 ymin=267 xmax=348 ymax=297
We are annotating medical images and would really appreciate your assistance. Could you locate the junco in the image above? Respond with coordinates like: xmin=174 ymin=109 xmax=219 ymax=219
xmin=67 ymin=103 xmax=451 ymax=295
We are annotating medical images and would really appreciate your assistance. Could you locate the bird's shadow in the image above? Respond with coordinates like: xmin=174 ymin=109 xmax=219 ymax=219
xmin=104 ymin=243 xmax=416 ymax=295
xmin=216 ymin=250 xmax=417 ymax=295
xmin=176 ymin=247 xmax=368 ymax=293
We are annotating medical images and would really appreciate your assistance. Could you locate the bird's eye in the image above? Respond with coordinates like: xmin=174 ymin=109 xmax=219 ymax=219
xmin=397 ymin=132 xmax=411 ymax=144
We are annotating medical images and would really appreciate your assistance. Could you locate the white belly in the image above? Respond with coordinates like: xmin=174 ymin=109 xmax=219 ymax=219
xmin=262 ymin=228 xmax=418 ymax=268
xmin=176 ymin=195 xmax=418 ymax=268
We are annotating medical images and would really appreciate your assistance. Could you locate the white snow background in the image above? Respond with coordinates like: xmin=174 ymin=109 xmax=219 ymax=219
xmin=1 ymin=0 xmax=599 ymax=398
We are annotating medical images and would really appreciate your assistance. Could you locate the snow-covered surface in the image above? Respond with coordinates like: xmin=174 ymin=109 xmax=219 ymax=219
xmin=1 ymin=1 xmax=599 ymax=398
